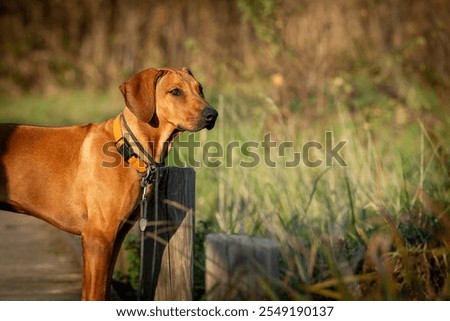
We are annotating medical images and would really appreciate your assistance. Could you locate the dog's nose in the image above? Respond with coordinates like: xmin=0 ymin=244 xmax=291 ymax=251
xmin=202 ymin=107 xmax=218 ymax=130
xmin=202 ymin=107 xmax=218 ymax=123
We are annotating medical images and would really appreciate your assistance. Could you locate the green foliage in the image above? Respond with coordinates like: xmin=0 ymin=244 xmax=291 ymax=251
xmin=114 ymin=233 xmax=140 ymax=291
xmin=237 ymin=0 xmax=278 ymax=43
xmin=193 ymin=219 xmax=218 ymax=300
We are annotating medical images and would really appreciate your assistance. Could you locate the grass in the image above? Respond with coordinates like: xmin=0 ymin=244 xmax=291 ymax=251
xmin=174 ymin=73 xmax=449 ymax=300
xmin=0 ymin=90 xmax=120 ymax=125
xmin=0 ymin=72 xmax=448 ymax=300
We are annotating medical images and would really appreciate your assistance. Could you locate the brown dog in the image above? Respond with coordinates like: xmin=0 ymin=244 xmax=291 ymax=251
xmin=0 ymin=67 xmax=217 ymax=300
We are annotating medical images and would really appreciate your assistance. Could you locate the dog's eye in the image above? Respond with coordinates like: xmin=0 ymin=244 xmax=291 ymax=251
xmin=170 ymin=88 xmax=183 ymax=96
xmin=199 ymin=85 xmax=204 ymax=98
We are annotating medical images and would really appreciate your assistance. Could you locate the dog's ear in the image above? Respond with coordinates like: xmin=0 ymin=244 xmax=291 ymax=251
xmin=119 ymin=68 xmax=166 ymax=123
xmin=182 ymin=67 xmax=194 ymax=77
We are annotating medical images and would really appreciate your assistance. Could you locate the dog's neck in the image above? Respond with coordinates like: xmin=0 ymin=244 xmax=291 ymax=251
xmin=121 ymin=108 xmax=180 ymax=164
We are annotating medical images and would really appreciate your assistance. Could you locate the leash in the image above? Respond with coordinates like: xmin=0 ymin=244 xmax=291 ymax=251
xmin=137 ymin=165 xmax=159 ymax=301
xmin=113 ymin=113 xmax=162 ymax=300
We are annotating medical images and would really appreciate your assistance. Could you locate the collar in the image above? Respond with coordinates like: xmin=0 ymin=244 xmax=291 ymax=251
xmin=113 ymin=113 xmax=152 ymax=174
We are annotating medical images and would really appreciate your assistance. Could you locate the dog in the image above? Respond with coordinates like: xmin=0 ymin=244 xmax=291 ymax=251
xmin=0 ymin=67 xmax=218 ymax=300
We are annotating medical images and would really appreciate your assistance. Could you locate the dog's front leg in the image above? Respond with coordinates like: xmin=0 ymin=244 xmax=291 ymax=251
xmin=80 ymin=226 xmax=116 ymax=300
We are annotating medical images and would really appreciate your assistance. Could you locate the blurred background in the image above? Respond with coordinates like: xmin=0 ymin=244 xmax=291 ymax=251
xmin=1 ymin=0 xmax=449 ymax=100
xmin=0 ymin=0 xmax=449 ymax=300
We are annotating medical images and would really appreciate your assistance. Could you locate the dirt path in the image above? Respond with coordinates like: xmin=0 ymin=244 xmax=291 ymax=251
xmin=0 ymin=210 xmax=82 ymax=300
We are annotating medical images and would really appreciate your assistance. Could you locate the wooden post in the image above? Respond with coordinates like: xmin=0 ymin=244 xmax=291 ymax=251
xmin=205 ymin=234 xmax=279 ymax=300
xmin=141 ymin=167 xmax=195 ymax=300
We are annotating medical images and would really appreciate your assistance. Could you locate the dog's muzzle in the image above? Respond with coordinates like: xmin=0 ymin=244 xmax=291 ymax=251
xmin=202 ymin=107 xmax=218 ymax=130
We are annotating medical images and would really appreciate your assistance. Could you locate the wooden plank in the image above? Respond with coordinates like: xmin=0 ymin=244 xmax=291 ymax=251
xmin=205 ymin=233 xmax=279 ymax=300
xmin=0 ymin=210 xmax=82 ymax=300
xmin=141 ymin=167 xmax=195 ymax=300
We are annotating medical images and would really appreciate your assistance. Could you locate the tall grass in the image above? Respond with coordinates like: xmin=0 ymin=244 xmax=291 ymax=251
xmin=184 ymin=75 xmax=449 ymax=300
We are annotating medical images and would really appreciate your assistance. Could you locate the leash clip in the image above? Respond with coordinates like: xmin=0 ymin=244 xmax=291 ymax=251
xmin=141 ymin=165 xmax=157 ymax=187
xmin=139 ymin=164 xmax=158 ymax=234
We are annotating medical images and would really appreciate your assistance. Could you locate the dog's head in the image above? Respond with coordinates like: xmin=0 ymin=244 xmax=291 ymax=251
xmin=119 ymin=67 xmax=218 ymax=132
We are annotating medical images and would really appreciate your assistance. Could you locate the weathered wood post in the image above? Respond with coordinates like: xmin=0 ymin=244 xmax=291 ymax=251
xmin=205 ymin=234 xmax=279 ymax=300
xmin=141 ymin=167 xmax=195 ymax=300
